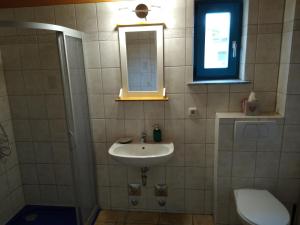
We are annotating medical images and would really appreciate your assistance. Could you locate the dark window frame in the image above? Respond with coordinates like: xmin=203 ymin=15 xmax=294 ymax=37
xmin=193 ymin=0 xmax=243 ymax=81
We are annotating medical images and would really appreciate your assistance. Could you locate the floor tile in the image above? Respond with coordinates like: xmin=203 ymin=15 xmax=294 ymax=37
xmin=96 ymin=210 xmax=127 ymax=223
xmin=158 ymin=213 xmax=193 ymax=225
xmin=193 ymin=215 xmax=214 ymax=225
xmin=126 ymin=211 xmax=160 ymax=224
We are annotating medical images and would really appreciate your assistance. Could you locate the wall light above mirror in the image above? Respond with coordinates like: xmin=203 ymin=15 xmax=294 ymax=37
xmin=116 ymin=23 xmax=167 ymax=101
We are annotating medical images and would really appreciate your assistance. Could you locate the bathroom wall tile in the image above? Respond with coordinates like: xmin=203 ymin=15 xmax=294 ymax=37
xmin=105 ymin=119 xmax=125 ymax=143
xmin=16 ymin=142 xmax=35 ymax=164
xmin=287 ymin=64 xmax=300 ymax=94
xmin=147 ymin=166 xmax=166 ymax=186
xmin=52 ymin=142 xmax=70 ymax=164
xmin=291 ymin=31 xmax=300 ymax=63
xmin=102 ymin=68 xmax=121 ymax=94
xmin=258 ymin=0 xmax=285 ymax=24
xmin=91 ymin=119 xmax=106 ymax=142
xmin=185 ymin=167 xmax=205 ymax=189
xmin=232 ymin=152 xmax=256 ymax=177
xmin=100 ymin=41 xmax=120 ymax=68
xmin=184 ymin=93 xmax=207 ymax=119
xmin=167 ymin=188 xmax=185 ymax=212
xmin=166 ymin=167 xmax=185 ymax=188
xmin=110 ymin=187 xmax=128 ymax=209
xmin=255 ymin=92 xmax=277 ymax=112
xmin=88 ymin=94 xmax=105 ymax=119
xmin=97 ymin=2 xmax=118 ymax=32
xmin=125 ymin=120 xmax=144 ymax=141
xmin=37 ymin=164 xmax=56 ymax=185
xmin=255 ymin=152 xmax=280 ymax=178
xmin=279 ymin=153 xmax=300 ymax=178
xmin=34 ymin=142 xmax=53 ymax=164
xmin=283 ymin=125 xmax=300 ymax=152
xmin=164 ymin=1 xmax=186 ymax=29
xmin=186 ymin=0 xmax=194 ymax=28
xmin=40 ymin=185 xmax=58 ymax=205
xmin=84 ymin=41 xmax=101 ymax=69
xmin=27 ymin=96 xmax=47 ymax=119
xmin=217 ymin=151 xmax=232 ymax=177
xmin=167 ymin=143 xmax=184 ymax=166
xmin=277 ymin=179 xmax=300 ymax=203
xmin=39 ymin=43 xmax=60 ymax=69
xmin=7 ymin=166 xmax=21 ymax=191
xmin=165 ymin=67 xmax=185 ymax=94
xmin=49 ymin=119 xmax=67 ymax=141
xmin=124 ymin=101 xmax=144 ymax=120
xmin=54 ymin=165 xmax=73 ymax=185
xmin=75 ymin=3 xmax=98 ymax=32
xmin=254 ymin=64 xmax=279 ymax=92
xmin=34 ymin=6 xmax=55 ymax=24
xmin=94 ymin=143 xmax=108 ymax=165
xmin=185 ymin=189 xmax=205 ymax=213
xmin=19 ymin=44 xmax=40 ymax=70
xmin=23 ymin=185 xmax=40 ymax=205
xmin=256 ymin=34 xmax=281 ymax=63
xmin=42 ymin=70 xmax=63 ymax=94
xmin=229 ymin=92 xmax=249 ymax=112
xmin=184 ymin=119 xmax=206 ymax=144
xmin=13 ymin=120 xmax=32 ymax=141
xmin=57 ymin=186 xmax=75 ymax=206
xmin=109 ymin=166 xmax=127 ymax=187
xmin=164 ymin=38 xmax=185 ymax=66
xmin=97 ymin=187 xmax=111 ymax=209
xmin=86 ymin=69 xmax=102 ymax=94
xmin=46 ymin=95 xmax=65 ymax=119
xmin=104 ymin=95 xmax=124 ymax=119
xmin=96 ymin=165 xmax=109 ymax=187
xmin=143 ymin=102 xmax=164 ymax=120
xmin=207 ymin=93 xmax=229 ymax=119
xmin=185 ymin=144 xmax=205 ymax=167
xmin=285 ymin=94 xmax=300 ymax=124
xmin=5 ymin=71 xmax=25 ymax=95
xmin=165 ymin=94 xmax=185 ymax=119
xmin=54 ymin=5 xmax=76 ymax=28
xmin=254 ymin=178 xmax=278 ymax=194
xmin=218 ymin=124 xmax=234 ymax=150
xmin=20 ymin=165 xmax=38 ymax=185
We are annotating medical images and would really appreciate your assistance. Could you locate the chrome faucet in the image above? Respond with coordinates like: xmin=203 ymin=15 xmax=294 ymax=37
xmin=140 ymin=132 xmax=147 ymax=143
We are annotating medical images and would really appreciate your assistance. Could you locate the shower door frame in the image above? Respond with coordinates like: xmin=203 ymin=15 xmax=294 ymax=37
xmin=57 ymin=32 xmax=98 ymax=225
xmin=0 ymin=21 xmax=98 ymax=225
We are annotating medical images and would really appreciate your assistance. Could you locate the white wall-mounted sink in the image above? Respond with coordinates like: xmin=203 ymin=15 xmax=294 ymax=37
xmin=108 ymin=142 xmax=174 ymax=167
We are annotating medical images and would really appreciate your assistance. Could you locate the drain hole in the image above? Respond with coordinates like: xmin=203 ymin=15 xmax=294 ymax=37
xmin=25 ymin=213 xmax=38 ymax=222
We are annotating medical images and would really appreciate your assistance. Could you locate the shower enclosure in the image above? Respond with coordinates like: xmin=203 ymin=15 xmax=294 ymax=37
xmin=0 ymin=21 xmax=97 ymax=225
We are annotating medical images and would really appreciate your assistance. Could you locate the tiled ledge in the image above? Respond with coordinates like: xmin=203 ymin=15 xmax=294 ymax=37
xmin=216 ymin=112 xmax=284 ymax=119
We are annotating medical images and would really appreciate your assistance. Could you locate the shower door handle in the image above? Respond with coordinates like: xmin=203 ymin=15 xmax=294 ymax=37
xmin=232 ymin=41 xmax=237 ymax=58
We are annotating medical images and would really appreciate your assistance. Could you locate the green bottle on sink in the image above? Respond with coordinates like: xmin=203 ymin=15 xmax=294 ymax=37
xmin=153 ymin=124 xmax=162 ymax=142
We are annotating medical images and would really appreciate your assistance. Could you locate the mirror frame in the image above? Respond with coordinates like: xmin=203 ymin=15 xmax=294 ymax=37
xmin=118 ymin=24 xmax=164 ymax=99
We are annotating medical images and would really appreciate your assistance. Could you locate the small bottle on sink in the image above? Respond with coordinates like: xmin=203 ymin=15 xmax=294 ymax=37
xmin=153 ymin=124 xmax=162 ymax=142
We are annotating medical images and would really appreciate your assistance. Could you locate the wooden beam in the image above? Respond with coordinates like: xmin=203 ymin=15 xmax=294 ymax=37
xmin=0 ymin=0 xmax=118 ymax=8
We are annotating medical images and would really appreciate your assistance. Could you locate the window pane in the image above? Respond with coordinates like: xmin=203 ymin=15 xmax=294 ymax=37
xmin=204 ymin=12 xmax=231 ymax=69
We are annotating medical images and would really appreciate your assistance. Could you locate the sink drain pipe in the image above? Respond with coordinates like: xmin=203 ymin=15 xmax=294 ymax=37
xmin=141 ymin=167 xmax=149 ymax=186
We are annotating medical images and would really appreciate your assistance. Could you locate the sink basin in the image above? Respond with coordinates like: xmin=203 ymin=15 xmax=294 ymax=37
xmin=108 ymin=142 xmax=174 ymax=167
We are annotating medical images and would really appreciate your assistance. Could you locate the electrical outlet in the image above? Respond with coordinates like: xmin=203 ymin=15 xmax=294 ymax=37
xmin=188 ymin=107 xmax=197 ymax=116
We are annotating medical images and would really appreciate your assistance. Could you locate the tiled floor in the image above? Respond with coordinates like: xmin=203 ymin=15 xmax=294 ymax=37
xmin=95 ymin=210 xmax=214 ymax=225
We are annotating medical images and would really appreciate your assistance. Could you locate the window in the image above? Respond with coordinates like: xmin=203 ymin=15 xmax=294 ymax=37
xmin=194 ymin=1 xmax=243 ymax=81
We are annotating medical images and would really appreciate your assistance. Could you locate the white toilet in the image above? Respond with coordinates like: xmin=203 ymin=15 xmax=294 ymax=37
xmin=234 ymin=189 xmax=290 ymax=225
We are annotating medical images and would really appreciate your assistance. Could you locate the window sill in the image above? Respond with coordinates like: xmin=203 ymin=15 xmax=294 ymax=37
xmin=116 ymin=96 xmax=169 ymax=101
xmin=188 ymin=79 xmax=251 ymax=85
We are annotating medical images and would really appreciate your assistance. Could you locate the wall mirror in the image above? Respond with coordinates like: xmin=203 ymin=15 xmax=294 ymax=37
xmin=117 ymin=24 xmax=166 ymax=100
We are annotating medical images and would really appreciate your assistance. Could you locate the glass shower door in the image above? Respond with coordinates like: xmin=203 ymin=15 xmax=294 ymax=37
xmin=57 ymin=33 xmax=98 ymax=225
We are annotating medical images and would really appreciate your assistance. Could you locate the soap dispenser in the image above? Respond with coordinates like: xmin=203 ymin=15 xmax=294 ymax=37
xmin=153 ymin=124 xmax=162 ymax=142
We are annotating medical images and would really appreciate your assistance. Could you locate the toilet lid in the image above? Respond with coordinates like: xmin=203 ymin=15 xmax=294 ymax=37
xmin=234 ymin=189 xmax=290 ymax=225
